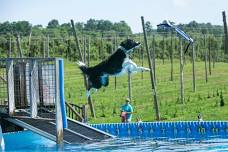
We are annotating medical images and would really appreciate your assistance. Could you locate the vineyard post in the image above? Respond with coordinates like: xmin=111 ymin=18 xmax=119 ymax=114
xmin=162 ymin=35 xmax=165 ymax=64
xmin=222 ymin=11 xmax=228 ymax=54
xmin=192 ymin=42 xmax=196 ymax=92
xmin=43 ymin=37 xmax=46 ymax=57
xmin=204 ymin=35 xmax=208 ymax=83
xmin=88 ymin=37 xmax=90 ymax=67
xmin=8 ymin=36 xmax=12 ymax=57
xmin=179 ymin=38 xmax=184 ymax=104
xmin=170 ymin=33 xmax=174 ymax=81
xmin=152 ymin=34 xmax=156 ymax=85
xmin=114 ymin=34 xmax=117 ymax=89
xmin=208 ymin=37 xmax=212 ymax=75
xmin=47 ymin=35 xmax=50 ymax=57
xmin=141 ymin=16 xmax=160 ymax=121
xmin=28 ymin=29 xmax=32 ymax=57
xmin=16 ymin=34 xmax=23 ymax=58
xmin=70 ymin=19 xmax=96 ymax=118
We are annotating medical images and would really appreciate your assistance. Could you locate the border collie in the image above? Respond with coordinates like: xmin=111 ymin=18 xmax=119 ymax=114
xmin=78 ymin=39 xmax=150 ymax=97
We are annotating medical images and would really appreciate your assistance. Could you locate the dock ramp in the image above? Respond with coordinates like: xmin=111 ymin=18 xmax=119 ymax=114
xmin=5 ymin=114 xmax=113 ymax=144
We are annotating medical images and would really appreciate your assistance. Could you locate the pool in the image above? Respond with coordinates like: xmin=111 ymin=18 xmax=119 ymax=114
xmin=3 ymin=121 xmax=228 ymax=151
xmin=3 ymin=130 xmax=228 ymax=151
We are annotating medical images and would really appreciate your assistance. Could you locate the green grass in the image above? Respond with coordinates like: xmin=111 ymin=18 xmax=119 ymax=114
xmin=64 ymin=59 xmax=228 ymax=124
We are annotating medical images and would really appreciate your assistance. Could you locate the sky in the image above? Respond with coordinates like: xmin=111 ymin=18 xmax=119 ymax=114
xmin=0 ymin=0 xmax=227 ymax=33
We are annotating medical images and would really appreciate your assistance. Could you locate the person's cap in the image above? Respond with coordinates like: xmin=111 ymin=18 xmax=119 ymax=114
xmin=125 ymin=98 xmax=130 ymax=102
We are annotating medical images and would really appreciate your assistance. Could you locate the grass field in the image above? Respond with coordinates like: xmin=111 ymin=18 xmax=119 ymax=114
xmin=64 ymin=58 xmax=228 ymax=124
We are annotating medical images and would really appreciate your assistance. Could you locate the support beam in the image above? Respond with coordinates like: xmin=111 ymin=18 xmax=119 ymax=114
xmin=6 ymin=59 xmax=15 ymax=116
xmin=55 ymin=59 xmax=63 ymax=144
xmin=29 ymin=60 xmax=39 ymax=118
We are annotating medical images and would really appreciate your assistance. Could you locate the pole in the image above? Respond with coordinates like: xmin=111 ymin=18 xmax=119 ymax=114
xmin=28 ymin=29 xmax=32 ymax=57
xmin=47 ymin=35 xmax=50 ymax=57
xmin=208 ymin=37 xmax=212 ymax=75
xmin=179 ymin=39 xmax=184 ymax=104
xmin=8 ymin=37 xmax=12 ymax=58
xmin=141 ymin=16 xmax=160 ymax=121
xmin=152 ymin=34 xmax=156 ymax=85
xmin=222 ymin=11 xmax=228 ymax=54
xmin=192 ymin=43 xmax=196 ymax=92
xmin=88 ymin=37 xmax=90 ymax=67
xmin=114 ymin=35 xmax=117 ymax=89
xmin=204 ymin=35 xmax=208 ymax=83
xmin=170 ymin=33 xmax=174 ymax=81
xmin=71 ymin=19 xmax=96 ymax=118
xmin=16 ymin=34 xmax=23 ymax=58
xmin=128 ymin=70 xmax=132 ymax=102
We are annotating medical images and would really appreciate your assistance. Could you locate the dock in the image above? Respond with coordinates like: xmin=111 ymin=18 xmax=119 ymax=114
xmin=0 ymin=58 xmax=113 ymax=144
xmin=4 ymin=111 xmax=113 ymax=144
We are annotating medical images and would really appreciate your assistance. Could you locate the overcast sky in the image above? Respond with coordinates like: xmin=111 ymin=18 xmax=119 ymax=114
xmin=0 ymin=0 xmax=227 ymax=33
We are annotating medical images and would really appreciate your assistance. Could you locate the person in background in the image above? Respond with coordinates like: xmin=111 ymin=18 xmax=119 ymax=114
xmin=198 ymin=113 xmax=203 ymax=121
xmin=120 ymin=98 xmax=133 ymax=123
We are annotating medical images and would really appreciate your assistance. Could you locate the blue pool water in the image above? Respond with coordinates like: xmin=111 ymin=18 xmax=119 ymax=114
xmin=3 ymin=130 xmax=228 ymax=151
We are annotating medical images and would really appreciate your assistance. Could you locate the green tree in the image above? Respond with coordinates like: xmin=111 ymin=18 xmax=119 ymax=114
xmin=47 ymin=19 xmax=59 ymax=28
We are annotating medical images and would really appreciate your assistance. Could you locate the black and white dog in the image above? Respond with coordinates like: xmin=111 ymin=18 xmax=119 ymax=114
xmin=78 ymin=39 xmax=150 ymax=97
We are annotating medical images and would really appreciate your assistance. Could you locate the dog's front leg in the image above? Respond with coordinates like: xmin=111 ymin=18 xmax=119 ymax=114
xmin=124 ymin=59 xmax=150 ymax=73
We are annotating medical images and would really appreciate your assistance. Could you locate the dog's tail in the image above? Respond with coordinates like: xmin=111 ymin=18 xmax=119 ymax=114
xmin=77 ymin=61 xmax=89 ymax=75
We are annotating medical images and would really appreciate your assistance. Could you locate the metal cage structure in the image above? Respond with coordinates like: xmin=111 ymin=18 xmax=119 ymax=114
xmin=0 ymin=58 xmax=67 ymax=120
xmin=0 ymin=57 xmax=68 ymax=143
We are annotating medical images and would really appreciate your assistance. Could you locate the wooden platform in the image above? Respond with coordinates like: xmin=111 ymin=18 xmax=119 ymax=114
xmin=4 ymin=111 xmax=114 ymax=144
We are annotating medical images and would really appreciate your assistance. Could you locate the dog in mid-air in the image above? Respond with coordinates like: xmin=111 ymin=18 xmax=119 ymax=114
xmin=78 ymin=39 xmax=150 ymax=97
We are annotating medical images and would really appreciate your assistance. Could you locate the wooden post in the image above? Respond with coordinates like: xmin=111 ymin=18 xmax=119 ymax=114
xmin=52 ymin=40 xmax=55 ymax=57
xmin=141 ymin=16 xmax=160 ymax=121
xmin=179 ymin=39 xmax=184 ymax=104
xmin=47 ymin=35 xmax=50 ymax=57
xmin=99 ymin=37 xmax=102 ymax=60
xmin=71 ymin=19 xmax=96 ymax=118
xmin=152 ymin=34 xmax=156 ymax=85
xmin=128 ymin=70 xmax=132 ymax=102
xmin=213 ymin=39 xmax=216 ymax=68
xmin=28 ymin=29 xmax=32 ymax=57
xmin=55 ymin=59 xmax=63 ymax=144
xmin=88 ymin=37 xmax=90 ymax=67
xmin=82 ymin=105 xmax=87 ymax=123
xmin=208 ymin=37 xmax=212 ymax=75
xmin=43 ymin=37 xmax=46 ymax=58
xmin=170 ymin=34 xmax=174 ymax=81
xmin=204 ymin=35 xmax=208 ymax=83
xmin=140 ymin=34 xmax=144 ymax=79
xmin=7 ymin=59 xmax=15 ymax=116
xmin=114 ymin=35 xmax=117 ymax=89
xmin=8 ymin=37 xmax=12 ymax=58
xmin=192 ymin=43 xmax=196 ymax=92
xmin=29 ymin=60 xmax=39 ymax=118
xmin=162 ymin=35 xmax=165 ymax=64
xmin=83 ymin=36 xmax=86 ymax=63
xmin=67 ymin=38 xmax=70 ymax=60
xmin=222 ymin=11 xmax=228 ymax=54
xmin=16 ymin=34 xmax=23 ymax=58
